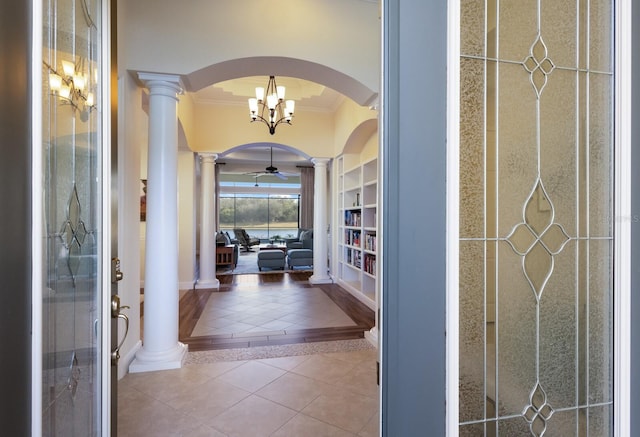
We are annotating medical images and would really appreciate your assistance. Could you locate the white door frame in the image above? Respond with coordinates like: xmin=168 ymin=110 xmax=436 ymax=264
xmin=444 ymin=0 xmax=632 ymax=434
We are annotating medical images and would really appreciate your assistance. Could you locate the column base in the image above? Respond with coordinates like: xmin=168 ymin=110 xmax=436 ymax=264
xmin=128 ymin=342 xmax=188 ymax=373
xmin=309 ymin=274 xmax=333 ymax=284
xmin=195 ymin=278 xmax=220 ymax=289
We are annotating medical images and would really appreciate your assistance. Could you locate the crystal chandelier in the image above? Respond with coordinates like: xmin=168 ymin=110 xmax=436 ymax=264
xmin=248 ymin=76 xmax=295 ymax=135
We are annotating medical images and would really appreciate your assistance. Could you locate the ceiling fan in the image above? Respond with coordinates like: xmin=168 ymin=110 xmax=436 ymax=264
xmin=247 ymin=147 xmax=290 ymax=180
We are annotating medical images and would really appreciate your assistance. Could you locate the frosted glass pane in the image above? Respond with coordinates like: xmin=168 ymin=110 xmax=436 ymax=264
xmin=497 ymin=243 xmax=536 ymax=416
xmin=541 ymin=0 xmax=577 ymax=68
xmin=459 ymin=241 xmax=486 ymax=422
xmin=589 ymin=73 xmax=614 ymax=238
xmin=589 ymin=240 xmax=613 ymax=404
xmin=460 ymin=58 xmax=486 ymax=238
xmin=497 ymin=63 xmax=538 ymax=237
xmin=540 ymin=69 xmax=577 ymax=234
xmin=460 ymin=422 xmax=486 ymax=436
xmin=539 ymin=240 xmax=577 ymax=408
xmin=498 ymin=0 xmax=537 ymax=62
xmin=498 ymin=416 xmax=530 ymax=435
xmin=460 ymin=0 xmax=485 ymax=57
xmin=589 ymin=0 xmax=613 ymax=72
xmin=543 ymin=409 xmax=578 ymax=436
xmin=589 ymin=405 xmax=613 ymax=435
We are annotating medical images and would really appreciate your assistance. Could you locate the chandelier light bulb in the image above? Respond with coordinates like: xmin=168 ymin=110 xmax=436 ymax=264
xmin=61 ymin=60 xmax=75 ymax=77
xmin=255 ymin=87 xmax=264 ymax=101
xmin=74 ymin=74 xmax=86 ymax=91
xmin=59 ymin=85 xmax=71 ymax=99
xmin=49 ymin=73 xmax=62 ymax=91
xmin=277 ymin=85 xmax=285 ymax=100
xmin=86 ymin=92 xmax=94 ymax=107
xmin=266 ymin=94 xmax=278 ymax=110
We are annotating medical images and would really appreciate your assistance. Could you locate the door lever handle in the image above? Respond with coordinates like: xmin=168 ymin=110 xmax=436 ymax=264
xmin=111 ymin=295 xmax=130 ymax=366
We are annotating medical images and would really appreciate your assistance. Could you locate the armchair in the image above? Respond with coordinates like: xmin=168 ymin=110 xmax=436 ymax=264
xmin=233 ymin=228 xmax=260 ymax=251
xmin=285 ymin=228 xmax=313 ymax=250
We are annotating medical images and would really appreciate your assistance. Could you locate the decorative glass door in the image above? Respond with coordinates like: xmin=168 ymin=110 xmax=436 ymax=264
xmin=459 ymin=0 xmax=613 ymax=435
xmin=41 ymin=0 xmax=108 ymax=434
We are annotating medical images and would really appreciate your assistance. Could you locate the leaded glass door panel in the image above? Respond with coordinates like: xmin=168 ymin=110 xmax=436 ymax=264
xmin=459 ymin=0 xmax=613 ymax=435
xmin=41 ymin=0 xmax=109 ymax=434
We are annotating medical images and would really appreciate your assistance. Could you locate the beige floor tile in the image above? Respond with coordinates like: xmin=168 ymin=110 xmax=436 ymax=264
xmin=122 ymin=367 xmax=213 ymax=403
xmin=207 ymin=394 xmax=297 ymax=437
xmin=257 ymin=355 xmax=311 ymax=371
xmin=181 ymin=424 xmax=229 ymax=437
xmin=117 ymin=390 xmax=203 ymax=437
xmin=335 ymin=363 xmax=380 ymax=399
xmin=256 ymin=372 xmax=332 ymax=411
xmin=291 ymin=354 xmax=358 ymax=384
xmin=187 ymin=360 xmax=246 ymax=379
xmin=358 ymin=410 xmax=380 ymax=437
xmin=301 ymin=389 xmax=378 ymax=434
xmin=166 ymin=378 xmax=251 ymax=420
xmin=217 ymin=360 xmax=286 ymax=392
xmin=271 ymin=413 xmax=357 ymax=437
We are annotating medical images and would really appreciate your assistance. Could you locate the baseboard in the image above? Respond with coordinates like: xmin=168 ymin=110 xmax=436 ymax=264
xmin=118 ymin=340 xmax=142 ymax=380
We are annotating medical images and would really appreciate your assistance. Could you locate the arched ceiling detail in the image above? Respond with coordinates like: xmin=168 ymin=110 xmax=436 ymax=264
xmin=182 ymin=56 xmax=378 ymax=107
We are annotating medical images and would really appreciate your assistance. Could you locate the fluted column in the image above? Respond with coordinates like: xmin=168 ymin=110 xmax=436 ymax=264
xmin=309 ymin=158 xmax=332 ymax=284
xmin=196 ymin=153 xmax=220 ymax=289
xmin=129 ymin=73 xmax=187 ymax=373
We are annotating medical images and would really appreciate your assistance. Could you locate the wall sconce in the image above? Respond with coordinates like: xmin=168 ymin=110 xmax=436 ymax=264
xmin=45 ymin=58 xmax=96 ymax=121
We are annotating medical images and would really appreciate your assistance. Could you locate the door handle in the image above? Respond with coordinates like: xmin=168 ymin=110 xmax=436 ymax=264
xmin=111 ymin=294 xmax=130 ymax=366
xmin=111 ymin=257 xmax=124 ymax=283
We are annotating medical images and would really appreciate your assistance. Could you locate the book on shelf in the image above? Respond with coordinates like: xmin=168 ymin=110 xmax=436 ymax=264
xmin=364 ymin=254 xmax=376 ymax=275
xmin=344 ymin=210 xmax=361 ymax=227
xmin=345 ymin=229 xmax=361 ymax=246
xmin=364 ymin=233 xmax=377 ymax=252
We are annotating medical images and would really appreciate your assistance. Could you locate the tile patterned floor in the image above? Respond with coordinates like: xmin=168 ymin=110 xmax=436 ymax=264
xmin=118 ymin=346 xmax=379 ymax=436
xmin=190 ymin=287 xmax=357 ymax=337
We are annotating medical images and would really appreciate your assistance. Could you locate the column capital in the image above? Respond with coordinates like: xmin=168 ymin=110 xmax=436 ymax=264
xmin=199 ymin=153 xmax=218 ymax=164
xmin=311 ymin=157 xmax=331 ymax=167
xmin=137 ymin=72 xmax=184 ymax=98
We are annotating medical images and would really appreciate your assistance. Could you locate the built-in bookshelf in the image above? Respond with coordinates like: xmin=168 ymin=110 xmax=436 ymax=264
xmin=335 ymin=155 xmax=378 ymax=310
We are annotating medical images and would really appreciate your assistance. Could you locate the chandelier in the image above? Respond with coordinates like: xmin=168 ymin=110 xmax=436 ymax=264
xmin=45 ymin=58 xmax=96 ymax=120
xmin=248 ymin=76 xmax=295 ymax=135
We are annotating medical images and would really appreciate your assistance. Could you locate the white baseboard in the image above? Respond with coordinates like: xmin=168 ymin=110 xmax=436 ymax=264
xmin=118 ymin=340 xmax=142 ymax=380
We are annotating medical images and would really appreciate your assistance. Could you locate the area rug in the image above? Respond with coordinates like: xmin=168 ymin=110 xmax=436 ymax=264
xmin=216 ymin=249 xmax=312 ymax=275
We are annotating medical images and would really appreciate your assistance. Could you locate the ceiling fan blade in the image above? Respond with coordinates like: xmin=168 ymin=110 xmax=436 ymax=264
xmin=274 ymin=172 xmax=288 ymax=180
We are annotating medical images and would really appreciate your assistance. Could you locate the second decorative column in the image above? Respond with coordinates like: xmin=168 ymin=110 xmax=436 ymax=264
xmin=196 ymin=153 xmax=220 ymax=289
xmin=309 ymin=157 xmax=332 ymax=284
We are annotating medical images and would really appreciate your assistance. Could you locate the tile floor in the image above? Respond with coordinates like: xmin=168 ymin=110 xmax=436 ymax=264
xmin=190 ymin=287 xmax=357 ymax=338
xmin=118 ymin=346 xmax=379 ymax=436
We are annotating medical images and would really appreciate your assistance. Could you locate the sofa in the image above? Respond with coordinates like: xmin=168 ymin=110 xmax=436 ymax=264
xmin=285 ymin=228 xmax=313 ymax=250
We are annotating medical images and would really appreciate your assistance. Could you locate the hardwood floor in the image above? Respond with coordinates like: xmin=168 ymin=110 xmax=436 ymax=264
xmin=178 ymin=272 xmax=375 ymax=352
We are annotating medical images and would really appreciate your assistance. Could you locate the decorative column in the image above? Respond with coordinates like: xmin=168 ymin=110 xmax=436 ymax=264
xmin=196 ymin=153 xmax=220 ymax=289
xmin=309 ymin=158 xmax=332 ymax=284
xmin=129 ymin=73 xmax=187 ymax=373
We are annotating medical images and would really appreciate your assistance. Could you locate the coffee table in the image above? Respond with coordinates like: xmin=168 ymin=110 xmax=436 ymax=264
xmin=259 ymin=244 xmax=287 ymax=253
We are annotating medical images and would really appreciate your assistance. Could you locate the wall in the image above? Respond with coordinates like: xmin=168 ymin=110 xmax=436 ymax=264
xmin=177 ymin=151 xmax=197 ymax=289
xmin=118 ymin=0 xmax=380 ymax=95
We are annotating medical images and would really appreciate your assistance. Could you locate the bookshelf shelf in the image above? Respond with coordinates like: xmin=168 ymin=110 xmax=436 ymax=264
xmin=335 ymin=155 xmax=378 ymax=311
